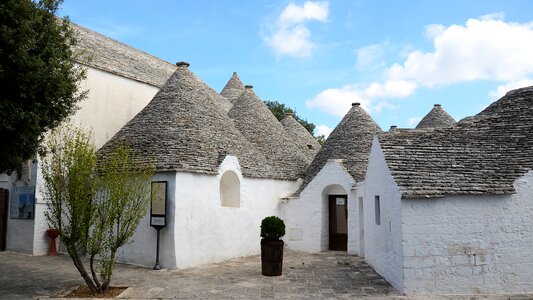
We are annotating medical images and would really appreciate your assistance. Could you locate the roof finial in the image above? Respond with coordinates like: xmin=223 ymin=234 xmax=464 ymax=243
xmin=245 ymin=85 xmax=253 ymax=89
xmin=176 ymin=61 xmax=190 ymax=67
xmin=352 ymin=102 xmax=360 ymax=106
xmin=434 ymin=104 xmax=441 ymax=107
xmin=233 ymin=71 xmax=238 ymax=75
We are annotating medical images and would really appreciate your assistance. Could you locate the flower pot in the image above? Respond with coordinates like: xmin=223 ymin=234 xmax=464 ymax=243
xmin=261 ymin=239 xmax=284 ymax=276
xmin=46 ymin=229 xmax=59 ymax=256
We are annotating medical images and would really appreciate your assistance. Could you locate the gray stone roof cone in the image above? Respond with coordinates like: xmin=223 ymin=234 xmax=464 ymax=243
xmin=281 ymin=113 xmax=321 ymax=162
xmin=379 ymin=85 xmax=533 ymax=198
xmin=220 ymin=72 xmax=246 ymax=106
xmin=99 ymin=62 xmax=277 ymax=178
xmin=295 ymin=103 xmax=382 ymax=195
xmin=228 ymin=86 xmax=309 ymax=180
xmin=416 ymin=104 xmax=456 ymax=129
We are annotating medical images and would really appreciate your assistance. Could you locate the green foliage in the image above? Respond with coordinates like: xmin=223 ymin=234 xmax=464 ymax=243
xmin=260 ymin=216 xmax=286 ymax=241
xmin=41 ymin=127 xmax=154 ymax=293
xmin=264 ymin=100 xmax=316 ymax=135
xmin=316 ymin=134 xmax=326 ymax=145
xmin=0 ymin=0 xmax=86 ymax=173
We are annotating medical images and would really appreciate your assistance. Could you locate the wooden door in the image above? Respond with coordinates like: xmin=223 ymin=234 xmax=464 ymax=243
xmin=329 ymin=195 xmax=347 ymax=251
xmin=0 ymin=188 xmax=8 ymax=251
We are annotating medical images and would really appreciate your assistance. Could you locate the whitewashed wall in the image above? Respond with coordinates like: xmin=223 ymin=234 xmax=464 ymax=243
xmin=118 ymin=156 xmax=299 ymax=269
xmin=71 ymin=66 xmax=160 ymax=148
xmin=401 ymin=170 xmax=533 ymax=295
xmin=2 ymin=65 xmax=160 ymax=255
xmin=361 ymin=138 xmax=403 ymax=291
xmin=281 ymin=160 xmax=357 ymax=253
xmin=171 ymin=156 xmax=300 ymax=268
xmin=117 ymin=172 xmax=177 ymax=268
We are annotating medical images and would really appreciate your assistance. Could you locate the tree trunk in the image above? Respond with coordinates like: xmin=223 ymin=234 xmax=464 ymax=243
xmin=67 ymin=246 xmax=97 ymax=292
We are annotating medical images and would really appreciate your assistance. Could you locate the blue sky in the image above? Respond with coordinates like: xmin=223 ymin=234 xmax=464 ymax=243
xmin=58 ymin=0 xmax=533 ymax=137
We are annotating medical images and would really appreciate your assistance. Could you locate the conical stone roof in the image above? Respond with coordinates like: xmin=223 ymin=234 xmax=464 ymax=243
xmin=294 ymin=103 xmax=382 ymax=195
xmin=416 ymin=104 xmax=456 ymax=129
xmin=228 ymin=86 xmax=309 ymax=180
xmin=98 ymin=62 xmax=276 ymax=178
xmin=220 ymin=72 xmax=246 ymax=106
xmin=281 ymin=113 xmax=321 ymax=162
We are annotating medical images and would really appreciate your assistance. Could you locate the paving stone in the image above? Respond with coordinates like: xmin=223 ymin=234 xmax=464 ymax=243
xmin=2 ymin=250 xmax=531 ymax=299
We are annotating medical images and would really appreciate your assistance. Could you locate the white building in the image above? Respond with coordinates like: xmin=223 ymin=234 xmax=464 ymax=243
xmin=99 ymin=62 xmax=310 ymax=268
xmin=0 ymin=23 xmax=175 ymax=255
xmin=359 ymin=86 xmax=533 ymax=294
xmin=2 ymin=22 xmax=533 ymax=296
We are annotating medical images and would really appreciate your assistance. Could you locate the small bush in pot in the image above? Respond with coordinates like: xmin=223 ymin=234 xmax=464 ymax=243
xmin=260 ymin=216 xmax=285 ymax=276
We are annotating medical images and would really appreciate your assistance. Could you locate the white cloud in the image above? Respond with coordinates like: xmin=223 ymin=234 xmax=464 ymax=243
xmin=488 ymin=78 xmax=533 ymax=100
xmin=280 ymin=2 xmax=329 ymax=24
xmin=308 ymin=14 xmax=533 ymax=117
xmin=315 ymin=125 xmax=333 ymax=138
xmin=388 ymin=15 xmax=533 ymax=86
xmin=356 ymin=43 xmax=386 ymax=70
xmin=263 ymin=1 xmax=329 ymax=58
xmin=407 ymin=116 xmax=423 ymax=127
xmin=306 ymin=80 xmax=415 ymax=117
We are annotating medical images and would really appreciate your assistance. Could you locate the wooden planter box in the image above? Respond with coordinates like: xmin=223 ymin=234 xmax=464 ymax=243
xmin=261 ymin=239 xmax=284 ymax=276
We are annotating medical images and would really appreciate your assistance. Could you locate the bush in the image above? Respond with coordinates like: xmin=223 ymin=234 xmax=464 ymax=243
xmin=260 ymin=216 xmax=286 ymax=241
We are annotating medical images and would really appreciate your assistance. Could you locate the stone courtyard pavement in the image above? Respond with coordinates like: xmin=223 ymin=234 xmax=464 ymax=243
xmin=0 ymin=250 xmax=532 ymax=300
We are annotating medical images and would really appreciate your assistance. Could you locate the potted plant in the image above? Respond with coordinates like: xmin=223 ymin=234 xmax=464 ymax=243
xmin=260 ymin=216 xmax=286 ymax=276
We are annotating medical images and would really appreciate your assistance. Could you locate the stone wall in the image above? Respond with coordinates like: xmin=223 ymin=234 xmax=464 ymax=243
xmin=401 ymin=171 xmax=533 ymax=294
xmin=361 ymin=138 xmax=404 ymax=292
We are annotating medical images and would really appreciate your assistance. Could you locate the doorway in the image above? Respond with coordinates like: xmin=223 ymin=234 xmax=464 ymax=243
xmin=0 ymin=188 xmax=8 ymax=251
xmin=328 ymin=195 xmax=347 ymax=251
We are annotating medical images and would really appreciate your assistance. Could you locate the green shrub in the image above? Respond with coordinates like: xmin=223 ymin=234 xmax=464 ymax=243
xmin=260 ymin=216 xmax=286 ymax=241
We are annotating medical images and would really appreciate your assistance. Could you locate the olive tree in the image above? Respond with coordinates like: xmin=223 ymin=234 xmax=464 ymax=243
xmin=41 ymin=127 xmax=153 ymax=293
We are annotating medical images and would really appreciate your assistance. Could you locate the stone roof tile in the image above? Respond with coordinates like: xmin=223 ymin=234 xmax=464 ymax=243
xmin=416 ymin=104 xmax=456 ymax=129
xmin=295 ymin=103 xmax=383 ymax=195
xmin=72 ymin=23 xmax=176 ymax=88
xmin=98 ymin=63 xmax=279 ymax=179
xmin=228 ymin=86 xmax=309 ymax=180
xmin=220 ymin=72 xmax=246 ymax=106
xmin=281 ymin=113 xmax=320 ymax=162
xmin=380 ymin=86 xmax=533 ymax=198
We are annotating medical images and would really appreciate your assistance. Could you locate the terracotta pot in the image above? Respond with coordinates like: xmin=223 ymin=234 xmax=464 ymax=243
xmin=261 ymin=239 xmax=284 ymax=276
xmin=46 ymin=229 xmax=59 ymax=256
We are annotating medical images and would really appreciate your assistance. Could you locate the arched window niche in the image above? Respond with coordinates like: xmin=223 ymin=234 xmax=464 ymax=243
xmin=220 ymin=170 xmax=240 ymax=208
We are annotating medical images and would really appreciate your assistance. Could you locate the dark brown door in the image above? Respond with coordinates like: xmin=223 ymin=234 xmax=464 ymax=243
xmin=329 ymin=195 xmax=347 ymax=251
xmin=0 ymin=188 xmax=8 ymax=251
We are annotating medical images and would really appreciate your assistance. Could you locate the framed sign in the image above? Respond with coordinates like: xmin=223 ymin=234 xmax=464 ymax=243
xmin=150 ymin=181 xmax=167 ymax=228
xmin=10 ymin=186 xmax=35 ymax=220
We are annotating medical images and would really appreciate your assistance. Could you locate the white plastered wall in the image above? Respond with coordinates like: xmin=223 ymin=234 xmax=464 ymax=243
xmin=401 ymin=170 xmax=533 ymax=295
xmin=70 ymin=66 xmax=160 ymax=148
xmin=116 ymin=172 xmax=177 ymax=268
xmin=281 ymin=159 xmax=358 ymax=253
xmin=2 ymin=65 xmax=160 ymax=255
xmin=361 ymin=138 xmax=403 ymax=291
xmin=137 ymin=156 xmax=300 ymax=269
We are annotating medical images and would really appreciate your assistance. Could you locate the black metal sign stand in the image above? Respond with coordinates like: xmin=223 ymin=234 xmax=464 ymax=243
xmin=153 ymin=226 xmax=163 ymax=270
xmin=150 ymin=181 xmax=167 ymax=270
